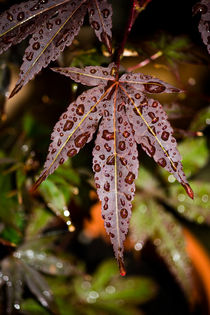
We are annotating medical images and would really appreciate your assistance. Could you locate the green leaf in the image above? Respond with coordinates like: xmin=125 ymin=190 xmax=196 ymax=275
xmin=178 ymin=137 xmax=208 ymax=177
xmin=131 ymin=198 xmax=192 ymax=296
xmin=190 ymin=106 xmax=210 ymax=131
xmin=169 ymin=181 xmax=210 ymax=224
xmin=25 ymin=207 xmax=53 ymax=239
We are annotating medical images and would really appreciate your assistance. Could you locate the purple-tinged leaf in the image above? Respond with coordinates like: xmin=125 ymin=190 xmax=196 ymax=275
xmin=0 ymin=0 xmax=72 ymax=55
xmin=93 ymin=87 xmax=139 ymax=274
xmin=119 ymin=73 xmax=183 ymax=94
xmin=193 ymin=0 xmax=210 ymax=54
xmin=52 ymin=63 xmax=117 ymax=87
xmin=33 ymin=86 xmax=109 ymax=190
xmin=121 ymin=87 xmax=193 ymax=199
xmin=88 ymin=0 xmax=112 ymax=53
xmin=10 ymin=0 xmax=87 ymax=98
xmin=34 ymin=63 xmax=193 ymax=273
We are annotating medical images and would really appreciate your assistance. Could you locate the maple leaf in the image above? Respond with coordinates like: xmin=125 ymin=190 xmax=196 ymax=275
xmin=33 ymin=63 xmax=193 ymax=274
xmin=0 ymin=0 xmax=112 ymax=97
xmin=130 ymin=198 xmax=193 ymax=296
xmin=193 ymin=0 xmax=210 ymax=54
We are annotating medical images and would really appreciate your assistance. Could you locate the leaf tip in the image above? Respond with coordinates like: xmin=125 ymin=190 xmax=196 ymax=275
xmin=183 ymin=183 xmax=194 ymax=200
xmin=118 ymin=256 xmax=126 ymax=276
xmin=9 ymin=82 xmax=23 ymax=98
xmin=31 ymin=171 xmax=48 ymax=192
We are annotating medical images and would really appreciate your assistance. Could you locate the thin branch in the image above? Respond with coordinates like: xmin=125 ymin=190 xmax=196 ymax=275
xmin=127 ymin=50 xmax=163 ymax=72
xmin=113 ymin=0 xmax=136 ymax=70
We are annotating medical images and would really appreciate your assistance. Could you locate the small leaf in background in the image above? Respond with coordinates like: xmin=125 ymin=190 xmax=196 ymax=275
xmin=74 ymin=259 xmax=157 ymax=313
xmin=130 ymin=198 xmax=193 ymax=297
xmin=39 ymin=178 xmax=74 ymax=230
xmin=193 ymin=0 xmax=210 ymax=54
xmin=25 ymin=207 xmax=53 ymax=240
xmin=169 ymin=181 xmax=210 ymax=225
xmin=178 ymin=137 xmax=208 ymax=178
xmin=190 ymin=106 xmax=210 ymax=131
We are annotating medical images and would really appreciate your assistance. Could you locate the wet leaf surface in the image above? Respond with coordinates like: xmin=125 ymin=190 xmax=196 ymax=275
xmin=193 ymin=0 xmax=210 ymax=54
xmin=34 ymin=63 xmax=192 ymax=273
xmin=0 ymin=0 xmax=113 ymax=97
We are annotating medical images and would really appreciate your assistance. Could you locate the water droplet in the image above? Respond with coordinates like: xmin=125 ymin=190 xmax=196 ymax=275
xmin=172 ymin=252 xmax=180 ymax=262
xmin=55 ymin=18 xmax=61 ymax=25
xmin=106 ymin=222 xmax=111 ymax=227
xmin=118 ymin=117 xmax=123 ymax=124
xmin=90 ymin=68 xmax=96 ymax=74
xmin=94 ymin=164 xmax=101 ymax=172
xmin=95 ymin=145 xmax=100 ymax=151
xmin=14 ymin=304 xmax=20 ymax=310
xmin=33 ymin=42 xmax=40 ymax=50
xmin=158 ymin=158 xmax=166 ymax=167
xmin=91 ymin=21 xmax=100 ymax=30
xmin=75 ymin=132 xmax=90 ymax=148
xmin=125 ymin=193 xmax=131 ymax=200
xmin=46 ymin=22 xmax=53 ymax=30
xmin=135 ymin=242 xmax=143 ymax=251
xmin=135 ymin=93 xmax=141 ymax=99
xmin=104 ymin=110 xmax=109 ymax=117
xmin=125 ymin=172 xmax=135 ymax=184
xmin=104 ymin=143 xmax=111 ymax=152
xmin=25 ymin=51 xmax=34 ymax=61
xmin=177 ymin=205 xmax=185 ymax=213
xmin=144 ymin=81 xmax=166 ymax=93
xmin=102 ymin=130 xmax=114 ymax=140
xmin=119 ymin=141 xmax=126 ymax=151
xmin=64 ymin=210 xmax=70 ymax=217
xmin=7 ymin=12 xmax=13 ymax=21
xmin=57 ymin=139 xmax=61 ymax=146
xmin=161 ymin=131 xmax=169 ymax=141
xmin=63 ymin=120 xmax=74 ymax=131
xmin=193 ymin=3 xmax=208 ymax=15
xmin=17 ymin=12 xmax=25 ymax=21
xmin=104 ymin=203 xmax=108 ymax=210
xmin=76 ymin=104 xmax=84 ymax=116
xmin=59 ymin=158 xmax=64 ymax=164
xmin=120 ymin=208 xmax=128 ymax=218
xmin=202 ymin=194 xmax=208 ymax=203
xmin=106 ymin=155 xmax=115 ymax=165
xmin=152 ymin=101 xmax=158 ymax=107
xmin=102 ymin=8 xmax=110 ymax=18
xmin=110 ymin=232 xmax=115 ymax=238
xmin=168 ymin=175 xmax=175 ymax=183
xmin=104 ymin=182 xmax=110 ymax=191
xmin=178 ymin=194 xmax=185 ymax=202
xmin=103 ymin=70 xmax=108 ymax=76
xmin=105 ymin=285 xmax=116 ymax=294
xmin=67 ymin=148 xmax=77 ymax=157
xmin=123 ymin=131 xmax=130 ymax=138
xmin=119 ymin=157 xmax=127 ymax=166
